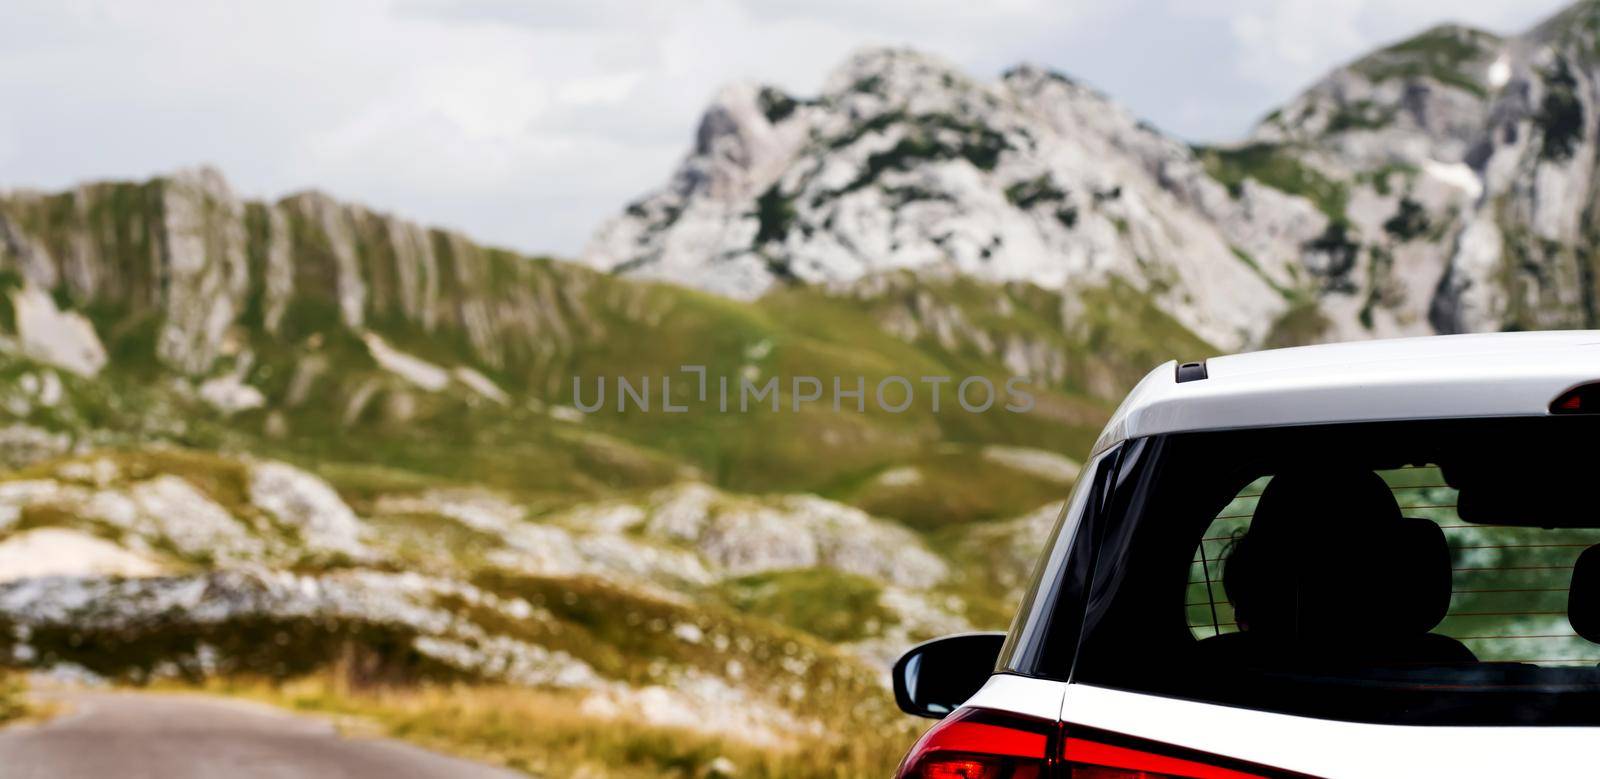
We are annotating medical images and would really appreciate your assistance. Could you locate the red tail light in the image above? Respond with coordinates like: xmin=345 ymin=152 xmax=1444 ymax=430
xmin=1552 ymin=383 xmax=1600 ymax=414
xmin=1062 ymin=736 xmax=1267 ymax=778
xmin=897 ymin=711 xmax=1295 ymax=779
xmin=895 ymin=708 xmax=1052 ymax=779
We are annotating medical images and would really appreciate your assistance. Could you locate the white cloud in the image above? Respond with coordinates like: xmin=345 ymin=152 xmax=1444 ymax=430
xmin=1187 ymin=0 xmax=1568 ymax=95
xmin=0 ymin=0 xmax=1575 ymax=256
xmin=557 ymin=72 xmax=646 ymax=106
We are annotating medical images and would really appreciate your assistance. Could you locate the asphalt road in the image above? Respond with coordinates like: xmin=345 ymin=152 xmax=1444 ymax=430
xmin=0 ymin=689 xmax=523 ymax=778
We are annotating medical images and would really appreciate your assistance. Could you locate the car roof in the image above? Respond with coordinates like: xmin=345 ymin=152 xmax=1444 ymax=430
xmin=1090 ymin=330 xmax=1600 ymax=456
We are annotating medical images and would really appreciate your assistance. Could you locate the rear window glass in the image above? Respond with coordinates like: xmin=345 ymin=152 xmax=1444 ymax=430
xmin=1070 ymin=417 xmax=1600 ymax=725
xmin=1188 ymin=468 xmax=1600 ymax=665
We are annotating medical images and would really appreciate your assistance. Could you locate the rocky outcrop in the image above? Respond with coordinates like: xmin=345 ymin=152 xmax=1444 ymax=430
xmin=248 ymin=461 xmax=368 ymax=558
xmin=0 ymin=456 xmax=901 ymax=746
xmin=1190 ymin=7 xmax=1600 ymax=340
xmin=157 ymin=168 xmax=252 ymax=374
xmin=0 ymin=527 xmax=165 ymax=582
xmin=0 ymin=568 xmax=600 ymax=689
xmin=0 ymin=454 xmax=370 ymax=566
xmin=585 ymin=49 xmax=1293 ymax=350
xmin=10 ymin=284 xmax=106 ymax=377
xmin=1427 ymin=4 xmax=1600 ymax=333
xmin=0 ymin=169 xmax=610 ymax=381
xmin=1253 ymin=25 xmax=1504 ymax=165
xmin=638 ymin=482 xmax=948 ymax=588
xmin=588 ymin=4 xmax=1600 ymax=348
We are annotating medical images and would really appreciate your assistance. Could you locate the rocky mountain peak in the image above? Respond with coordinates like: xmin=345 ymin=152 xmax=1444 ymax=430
xmin=1528 ymin=0 xmax=1600 ymax=45
xmin=588 ymin=3 xmax=1600 ymax=349
xmin=683 ymin=83 xmax=811 ymax=203
xmin=819 ymin=47 xmax=989 ymax=116
xmin=585 ymin=46 xmax=1297 ymax=349
xmin=1250 ymin=23 xmax=1506 ymax=167
xmin=168 ymin=164 xmax=237 ymax=203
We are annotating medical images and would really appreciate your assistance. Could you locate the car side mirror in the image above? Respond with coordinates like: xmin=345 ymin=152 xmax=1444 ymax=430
xmin=892 ymin=632 xmax=1006 ymax=719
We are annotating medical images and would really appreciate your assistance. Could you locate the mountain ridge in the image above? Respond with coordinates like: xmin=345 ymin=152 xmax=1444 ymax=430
xmin=587 ymin=2 xmax=1600 ymax=351
xmin=583 ymin=47 xmax=1308 ymax=350
xmin=0 ymin=161 xmax=1215 ymax=503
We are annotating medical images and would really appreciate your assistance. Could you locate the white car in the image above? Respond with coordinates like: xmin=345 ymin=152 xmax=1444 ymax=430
xmin=893 ymin=331 xmax=1600 ymax=778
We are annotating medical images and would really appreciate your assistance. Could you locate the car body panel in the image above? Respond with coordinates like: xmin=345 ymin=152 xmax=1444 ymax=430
xmin=1061 ymin=683 xmax=1600 ymax=778
xmin=964 ymin=673 xmax=1068 ymax=722
xmin=1093 ymin=331 xmax=1600 ymax=455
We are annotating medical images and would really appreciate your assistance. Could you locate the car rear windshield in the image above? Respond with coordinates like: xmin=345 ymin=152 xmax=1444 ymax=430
xmin=1060 ymin=416 xmax=1600 ymax=726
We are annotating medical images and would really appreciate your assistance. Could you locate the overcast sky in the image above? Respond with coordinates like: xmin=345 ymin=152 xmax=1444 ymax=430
xmin=0 ymin=0 xmax=1574 ymax=257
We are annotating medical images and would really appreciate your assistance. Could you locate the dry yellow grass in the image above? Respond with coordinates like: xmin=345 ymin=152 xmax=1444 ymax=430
xmin=0 ymin=672 xmax=25 ymax=724
xmin=181 ymin=674 xmax=914 ymax=778
xmin=0 ymin=672 xmax=67 ymax=728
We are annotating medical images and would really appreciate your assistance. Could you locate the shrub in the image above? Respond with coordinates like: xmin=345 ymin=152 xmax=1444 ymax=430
xmin=1383 ymin=198 xmax=1431 ymax=242
xmin=1200 ymin=144 xmax=1349 ymax=223
xmin=756 ymin=87 xmax=799 ymax=124
xmin=752 ymin=186 xmax=795 ymax=247
xmin=1537 ymin=59 xmax=1584 ymax=163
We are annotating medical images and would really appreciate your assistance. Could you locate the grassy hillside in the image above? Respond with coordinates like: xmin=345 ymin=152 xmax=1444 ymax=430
xmin=0 ymin=171 xmax=1215 ymax=777
xmin=0 ymin=173 xmax=1212 ymax=516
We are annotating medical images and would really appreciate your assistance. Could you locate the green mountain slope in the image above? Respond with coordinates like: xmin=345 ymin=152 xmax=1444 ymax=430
xmin=0 ymin=167 xmax=1212 ymax=776
xmin=0 ymin=168 xmax=1207 ymax=510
